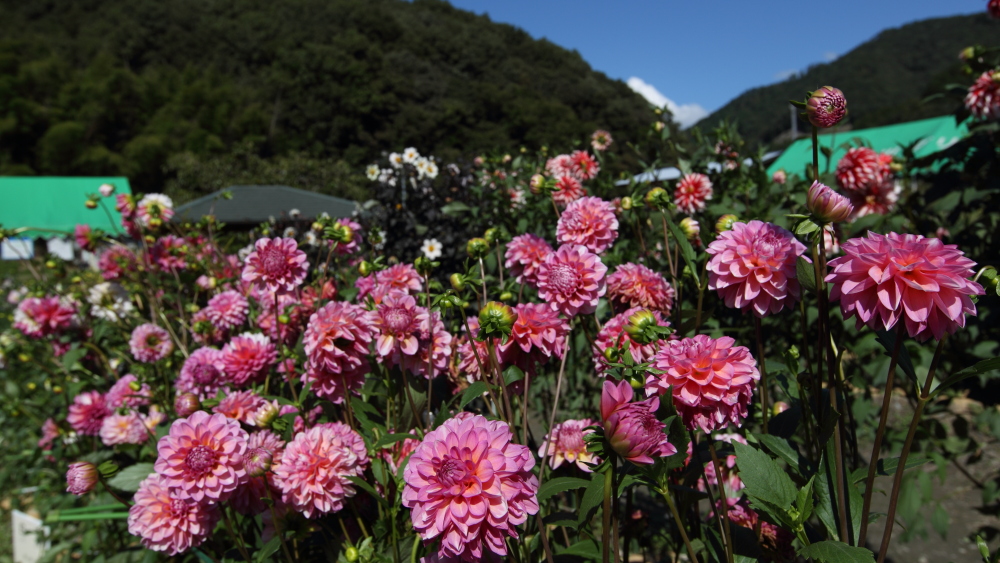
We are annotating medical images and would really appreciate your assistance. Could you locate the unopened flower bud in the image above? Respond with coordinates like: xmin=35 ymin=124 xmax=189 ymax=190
xmin=644 ymin=187 xmax=669 ymax=208
xmin=312 ymin=221 xmax=324 ymax=232
xmin=484 ymin=228 xmax=500 ymax=245
xmin=620 ymin=196 xmax=633 ymax=210
xmin=358 ymin=261 xmax=373 ymax=276
xmin=185 ymin=303 xmax=200 ymax=314
xmin=624 ymin=309 xmax=658 ymax=344
xmin=66 ymin=461 xmax=98 ymax=495
xmin=805 ymin=86 xmax=847 ymax=128
xmin=70 ymin=276 xmax=82 ymax=284
xmin=450 ymin=273 xmax=466 ymax=291
xmin=99 ymin=183 xmax=116 ymax=197
xmin=529 ymin=174 xmax=545 ymax=194
xmin=277 ymin=314 xmax=291 ymax=325
xmin=654 ymin=121 xmax=665 ymax=132
xmin=148 ymin=217 xmax=163 ymax=229
xmin=467 ymin=237 xmax=490 ymax=259
xmin=806 ymin=181 xmax=853 ymax=223
xmin=679 ymin=217 xmax=700 ymax=241
xmin=245 ymin=447 xmax=273 ymax=478
xmin=85 ymin=200 xmax=98 ymax=209
xmin=128 ymin=380 xmax=142 ymax=392
xmin=478 ymin=301 xmax=516 ymax=340
xmin=174 ymin=392 xmax=200 ymax=417
xmin=413 ymin=256 xmax=433 ymax=275
xmin=45 ymin=260 xmax=57 ymax=269
xmin=345 ymin=547 xmax=360 ymax=563
xmin=253 ymin=401 xmax=280 ymax=429
xmin=603 ymin=347 xmax=618 ymax=362
xmin=716 ymin=214 xmax=739 ymax=233
xmin=144 ymin=235 xmax=155 ymax=244
xmin=498 ymin=291 xmax=513 ymax=302
xmin=53 ymin=385 xmax=63 ymax=394
xmin=772 ymin=401 xmax=790 ymax=416
xmin=772 ymin=169 xmax=787 ymax=185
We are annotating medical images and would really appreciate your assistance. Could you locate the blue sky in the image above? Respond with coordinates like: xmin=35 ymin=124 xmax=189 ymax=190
xmin=447 ymin=0 xmax=985 ymax=127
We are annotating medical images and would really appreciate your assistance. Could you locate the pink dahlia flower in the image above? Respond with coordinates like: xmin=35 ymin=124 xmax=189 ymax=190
xmin=332 ymin=218 xmax=363 ymax=255
xmin=14 ymin=296 xmax=76 ymax=338
xmin=66 ymin=461 xmax=98 ymax=495
xmin=545 ymin=154 xmax=574 ymax=177
xmin=242 ymin=237 xmax=309 ymax=294
xmin=606 ymin=263 xmax=675 ymax=314
xmin=176 ymin=347 xmax=228 ymax=400
xmin=835 ymin=147 xmax=886 ymax=192
xmin=205 ymin=290 xmax=249 ymax=331
xmin=357 ymin=263 xmax=425 ymax=303
xmin=98 ymin=245 xmax=136 ymax=280
xmin=847 ymin=178 xmax=900 ymax=219
xmin=499 ymin=303 xmax=570 ymax=374
xmin=39 ymin=418 xmax=60 ymax=450
xmin=150 ymin=235 xmax=189 ymax=271
xmin=772 ymin=169 xmax=787 ymax=185
xmin=74 ymin=224 xmax=97 ymax=252
xmin=303 ymin=301 xmax=374 ymax=403
xmin=456 ymin=318 xmax=499 ymax=383
xmin=128 ymin=473 xmax=220 ymax=555
xmin=706 ymin=220 xmax=807 ymax=317
xmin=370 ymin=291 xmax=428 ymax=361
xmin=154 ymin=411 xmax=249 ymax=503
xmin=400 ymin=311 xmax=454 ymax=380
xmin=213 ymin=390 xmax=267 ymax=425
xmin=556 ymin=196 xmax=619 ymax=253
xmin=67 ymin=391 xmax=111 ymax=436
xmin=807 ymin=180 xmax=854 ymax=223
xmin=135 ymin=194 xmax=174 ymax=227
xmin=825 ymin=232 xmax=984 ymax=342
xmin=382 ymin=430 xmax=421 ymax=474
xmin=106 ymin=374 xmax=151 ymax=409
xmin=990 ymin=0 xmax=1000 ymax=18
xmin=806 ymin=86 xmax=847 ymax=128
xmin=129 ymin=323 xmax=173 ymax=363
xmin=115 ymin=193 xmax=135 ymax=218
xmin=190 ymin=308 xmax=226 ymax=346
xmin=649 ymin=335 xmax=760 ymax=432
xmin=600 ymin=380 xmax=677 ymax=464
xmin=552 ymin=175 xmax=587 ymax=207
xmin=674 ymin=173 xmax=714 ymax=215
xmin=222 ymin=332 xmax=277 ymax=386
xmin=272 ymin=422 xmax=369 ymax=518
xmin=538 ymin=419 xmax=599 ymax=471
xmin=504 ymin=234 xmax=553 ymax=286
xmin=965 ymin=70 xmax=1000 ymax=119
xmin=591 ymin=129 xmax=613 ymax=152
xmin=255 ymin=292 xmax=309 ymax=346
xmin=536 ymin=244 xmax=607 ymax=317
xmin=593 ymin=307 xmax=671 ymax=374
xmin=402 ymin=414 xmax=539 ymax=561
xmin=231 ymin=430 xmax=286 ymax=516
xmin=100 ymin=413 xmax=150 ymax=446
xmin=569 ymin=150 xmax=600 ymax=180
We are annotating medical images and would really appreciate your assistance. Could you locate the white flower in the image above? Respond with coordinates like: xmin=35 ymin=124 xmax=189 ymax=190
xmin=289 ymin=209 xmax=301 ymax=219
xmin=135 ymin=194 xmax=173 ymax=227
xmin=303 ymin=231 xmax=318 ymax=246
xmin=424 ymin=160 xmax=439 ymax=179
xmin=99 ymin=183 xmax=115 ymax=197
xmin=372 ymin=229 xmax=387 ymax=250
xmin=421 ymin=238 xmax=443 ymax=260
xmin=415 ymin=157 xmax=429 ymax=179
xmin=510 ymin=188 xmax=526 ymax=208
xmin=283 ymin=227 xmax=297 ymax=238
xmin=402 ymin=147 xmax=420 ymax=164
xmin=7 ymin=286 xmax=28 ymax=304
xmin=366 ymin=164 xmax=380 ymax=181
xmin=238 ymin=244 xmax=255 ymax=261
xmin=87 ymin=282 xmax=134 ymax=322
xmin=389 ymin=153 xmax=404 ymax=169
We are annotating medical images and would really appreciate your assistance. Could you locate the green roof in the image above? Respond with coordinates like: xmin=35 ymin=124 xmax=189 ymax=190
xmin=767 ymin=116 xmax=969 ymax=178
xmin=0 ymin=177 xmax=133 ymax=239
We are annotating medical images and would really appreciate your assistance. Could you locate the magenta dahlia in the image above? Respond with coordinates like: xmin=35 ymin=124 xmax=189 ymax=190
xmin=13 ymin=296 xmax=76 ymax=338
xmin=205 ymin=290 xmax=249 ymax=331
xmin=674 ymin=173 xmax=713 ymax=215
xmin=106 ymin=374 xmax=151 ymax=409
xmin=176 ymin=347 xmax=228 ymax=399
xmin=538 ymin=419 xmax=599 ymax=471
xmin=847 ymin=178 xmax=900 ymax=219
xmin=498 ymin=303 xmax=570 ymax=373
xmin=706 ymin=220 xmax=807 ymax=317
xmin=601 ymin=380 xmax=677 ymax=464
xmin=593 ymin=307 xmax=671 ymax=374
xmin=303 ymin=301 xmax=374 ymax=403
xmin=67 ymin=391 xmax=111 ymax=436
xmin=129 ymin=323 xmax=173 ymax=363
xmin=806 ymin=86 xmax=848 ymax=128
xmin=536 ymin=244 xmax=607 ymax=317
xmin=242 ymin=237 xmax=309 ymax=294
xmin=545 ymin=154 xmax=574 ymax=177
xmin=504 ymin=234 xmax=553 ymax=286
xmin=150 ymin=235 xmax=189 ymax=271
xmin=606 ymin=262 xmax=675 ymax=314
xmin=649 ymin=335 xmax=760 ymax=432
xmin=403 ymin=414 xmax=539 ymax=561
xmin=66 ymin=461 xmax=98 ymax=495
xmin=399 ymin=310 xmax=454 ymax=379
xmin=154 ymin=411 xmax=249 ymax=503
xmin=128 ymin=473 xmax=220 ymax=555
xmin=370 ymin=291 xmax=428 ymax=361
xmin=74 ymin=224 xmax=97 ymax=252
xmin=556 ymin=196 xmax=619 ymax=253
xmin=222 ymin=332 xmax=277 ymax=386
xmin=97 ymin=245 xmax=136 ymax=280
xmin=966 ymin=70 xmax=1000 ymax=119
xmin=272 ymin=422 xmax=369 ymax=518
xmin=825 ymin=232 xmax=984 ymax=342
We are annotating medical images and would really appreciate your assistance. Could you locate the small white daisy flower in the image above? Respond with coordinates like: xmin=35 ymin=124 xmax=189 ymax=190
xmin=421 ymin=238 xmax=443 ymax=260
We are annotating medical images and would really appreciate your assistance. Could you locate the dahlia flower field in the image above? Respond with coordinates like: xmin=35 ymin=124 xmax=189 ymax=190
xmin=3 ymin=29 xmax=1000 ymax=563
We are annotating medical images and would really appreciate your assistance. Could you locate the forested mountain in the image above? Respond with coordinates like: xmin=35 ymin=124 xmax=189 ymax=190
xmin=0 ymin=0 xmax=654 ymax=201
xmin=697 ymin=13 xmax=1000 ymax=148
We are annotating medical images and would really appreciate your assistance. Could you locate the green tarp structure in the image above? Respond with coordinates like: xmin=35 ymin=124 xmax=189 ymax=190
xmin=767 ymin=116 xmax=969 ymax=177
xmin=0 ymin=177 xmax=132 ymax=239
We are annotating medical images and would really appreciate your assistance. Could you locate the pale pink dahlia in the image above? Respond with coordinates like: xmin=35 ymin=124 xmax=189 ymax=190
xmin=128 ymin=473 xmax=220 ymax=555
xmin=556 ymin=196 xmax=619 ymax=253
xmin=231 ymin=430 xmax=286 ymax=516
xmin=591 ymin=129 xmax=613 ymax=152
xmin=545 ymin=154 xmax=574 ymax=177
xmin=965 ymin=70 xmax=1000 ymax=119
xmin=205 ymin=290 xmax=249 ymax=331
xmin=825 ymin=232 xmax=983 ymax=342
xmin=402 ymin=414 xmax=539 ymax=561
xmin=100 ymin=413 xmax=150 ymax=446
xmin=538 ymin=419 xmax=599 ymax=471
xmin=706 ymin=220 xmax=807 ymax=317
xmin=66 ymin=461 xmax=98 ymax=495
xmin=504 ymin=234 xmax=553 ymax=286
xmin=272 ymin=422 xmax=369 ymax=518
xmin=242 ymin=237 xmax=309 ymax=294
xmin=593 ymin=307 xmax=671 ymax=374
xmin=357 ymin=263 xmax=425 ymax=303
xmin=536 ymin=244 xmax=607 ymax=317
xmin=106 ymin=374 xmax=151 ymax=409
xmin=303 ymin=301 xmax=374 ymax=403
xmin=39 ymin=418 xmax=59 ymax=450
xmin=499 ymin=303 xmax=570 ymax=373
xmin=130 ymin=323 xmax=173 ymax=363
xmin=222 ymin=332 xmax=277 ymax=386
xmin=176 ymin=347 xmax=228 ymax=400
xmin=569 ymin=150 xmax=600 ymax=180
xmin=213 ymin=390 xmax=267 ymax=425
xmin=674 ymin=173 xmax=713 ymax=215
xmin=606 ymin=263 xmax=675 ymax=314
xmin=400 ymin=311 xmax=454 ymax=380
xmin=154 ymin=411 xmax=249 ymax=503
xmin=835 ymin=147 xmax=885 ymax=193
xmin=370 ymin=291 xmax=429 ymax=361
xmin=649 ymin=335 xmax=760 ymax=433
xmin=14 ymin=296 xmax=76 ymax=338
xmin=601 ymin=380 xmax=677 ymax=464
xmin=552 ymin=175 xmax=587 ymax=207
xmin=67 ymin=391 xmax=111 ymax=436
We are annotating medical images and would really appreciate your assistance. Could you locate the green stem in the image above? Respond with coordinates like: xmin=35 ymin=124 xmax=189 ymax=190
xmin=708 ymin=442 xmax=735 ymax=563
xmin=754 ymin=316 xmax=769 ymax=434
xmin=812 ymin=125 xmax=820 ymax=181
xmin=221 ymin=506 xmax=253 ymax=562
xmin=659 ymin=485 xmax=700 ymax=563
xmin=47 ymin=512 xmax=129 ymax=522
xmin=265 ymin=487 xmax=296 ymax=563
xmin=602 ymin=460 xmax=615 ymax=563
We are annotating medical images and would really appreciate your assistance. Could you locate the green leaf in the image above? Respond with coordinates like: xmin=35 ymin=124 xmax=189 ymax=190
xmin=931 ymin=504 xmax=949 ymax=539
xmin=752 ymin=433 xmax=801 ymax=476
xmin=502 ymin=365 xmax=525 ymax=386
xmin=374 ymin=433 xmax=418 ymax=450
xmin=459 ymin=381 xmax=489 ymax=409
xmin=797 ymin=541 xmax=875 ymax=563
xmin=797 ymin=256 xmax=817 ymax=293
xmin=105 ymin=463 xmax=154 ymax=493
xmin=557 ymin=540 xmax=600 ymax=560
xmin=576 ymin=473 xmax=605 ymax=526
xmin=796 ymin=476 xmax=816 ymax=525
xmin=255 ymin=537 xmax=281 ymax=563
xmin=537 ymin=477 xmax=590 ymax=503
xmin=733 ymin=442 xmax=797 ymax=508
xmin=345 ymin=476 xmax=388 ymax=507
xmin=932 ymin=357 xmax=1000 ymax=396
xmin=440 ymin=202 xmax=471 ymax=215
xmin=662 ymin=212 xmax=699 ymax=282
xmin=795 ymin=220 xmax=820 ymax=236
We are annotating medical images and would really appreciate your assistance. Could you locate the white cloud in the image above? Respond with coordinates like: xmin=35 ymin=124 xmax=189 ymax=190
xmin=823 ymin=51 xmax=838 ymax=62
xmin=626 ymin=77 xmax=708 ymax=129
xmin=774 ymin=69 xmax=797 ymax=80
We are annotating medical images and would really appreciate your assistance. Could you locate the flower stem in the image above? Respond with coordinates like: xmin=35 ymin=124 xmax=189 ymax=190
xmin=602 ymin=459 xmax=615 ymax=563
xmin=265 ymin=487 xmax=296 ymax=563
xmin=708 ymin=442 xmax=735 ymax=563
xmin=811 ymin=125 xmax=820 ymax=181
xmin=221 ymin=506 xmax=253 ymax=562
xmin=659 ymin=485 xmax=700 ymax=563
xmin=876 ymin=338 xmax=945 ymax=562
xmin=858 ymin=326 xmax=905 ymax=546
xmin=754 ymin=316 xmax=769 ymax=434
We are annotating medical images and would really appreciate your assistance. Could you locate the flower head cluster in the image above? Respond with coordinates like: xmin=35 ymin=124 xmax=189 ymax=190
xmin=569 ymin=150 xmax=600 ymax=180
xmin=504 ymin=234 xmax=553 ymax=286
xmin=552 ymin=175 xmax=586 ymax=206
xmin=835 ymin=147 xmax=890 ymax=193
xmin=601 ymin=380 xmax=677 ymax=464
xmin=706 ymin=220 xmax=807 ymax=317
xmin=825 ymin=232 xmax=983 ymax=341
xmin=606 ymin=263 xmax=675 ymax=314
xmin=150 ymin=235 xmax=189 ymax=271
xmin=97 ymin=245 xmax=136 ymax=280
xmin=130 ymin=323 xmax=174 ymax=363
xmin=556 ymin=196 xmax=619 ymax=253
xmin=673 ymin=173 xmax=714 ymax=215
xmin=357 ymin=263 xmax=424 ymax=303
xmin=538 ymin=419 xmax=599 ymax=471
xmin=303 ymin=301 xmax=374 ymax=403
xmin=649 ymin=335 xmax=760 ymax=432
xmin=402 ymin=414 xmax=539 ymax=561
xmin=965 ymin=69 xmax=1000 ymax=119
xmin=370 ymin=292 xmax=429 ymax=363
xmin=536 ymin=244 xmax=607 ymax=317
xmin=212 ymin=390 xmax=268 ymax=425
xmin=153 ymin=411 xmax=249 ymax=503
xmin=242 ymin=237 xmax=309 ymax=294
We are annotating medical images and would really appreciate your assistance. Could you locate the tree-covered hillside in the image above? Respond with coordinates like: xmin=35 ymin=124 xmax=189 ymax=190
xmin=697 ymin=13 xmax=1000 ymax=147
xmin=0 ymin=0 xmax=655 ymax=201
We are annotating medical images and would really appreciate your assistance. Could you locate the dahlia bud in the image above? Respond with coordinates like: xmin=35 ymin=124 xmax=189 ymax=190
xmin=467 ymin=237 xmax=490 ymax=259
xmin=805 ymin=86 xmax=847 ymax=128
xmin=413 ymin=256 xmax=433 ymax=275
xmin=959 ymin=46 xmax=976 ymax=61
xmin=277 ymin=314 xmax=291 ymax=325
xmin=600 ymin=380 xmax=676 ymax=465
xmin=484 ymin=227 xmax=500 ymax=245
xmin=253 ymin=401 xmax=280 ymax=428
xmin=772 ymin=169 xmax=787 ymax=185
xmin=326 ymin=222 xmax=354 ymax=244
xmin=772 ymin=401 xmax=790 ymax=416
xmin=644 ymin=187 xmax=669 ymax=208
xmin=358 ymin=261 xmax=373 ymax=276
xmin=144 ymin=235 xmax=155 ymax=244
xmin=99 ymin=183 xmax=115 ymax=197
xmin=621 ymin=196 xmax=633 ymax=210
xmin=478 ymin=301 xmax=516 ymax=340
xmin=345 ymin=547 xmax=360 ymax=562
xmin=502 ymin=154 xmax=512 ymax=163
xmin=148 ymin=217 xmax=163 ymax=229
xmin=70 ymin=276 xmax=82 ymax=284
xmin=529 ymin=174 xmax=545 ymax=194
xmin=174 ymin=392 xmax=200 ymax=417
xmin=449 ymin=273 xmax=467 ymax=291
xmin=654 ymin=121 xmax=665 ymax=132
xmin=624 ymin=309 xmax=670 ymax=345
xmin=85 ymin=199 xmax=98 ymax=209
xmin=498 ymin=291 xmax=513 ymax=302
xmin=53 ymin=385 xmax=63 ymax=394
xmin=715 ymin=214 xmax=739 ymax=233
xmin=806 ymin=181 xmax=853 ymax=223
xmin=66 ymin=461 xmax=98 ymax=496
xmin=245 ymin=447 xmax=273 ymax=478
xmin=679 ymin=217 xmax=701 ymax=241
xmin=128 ymin=380 xmax=142 ymax=392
